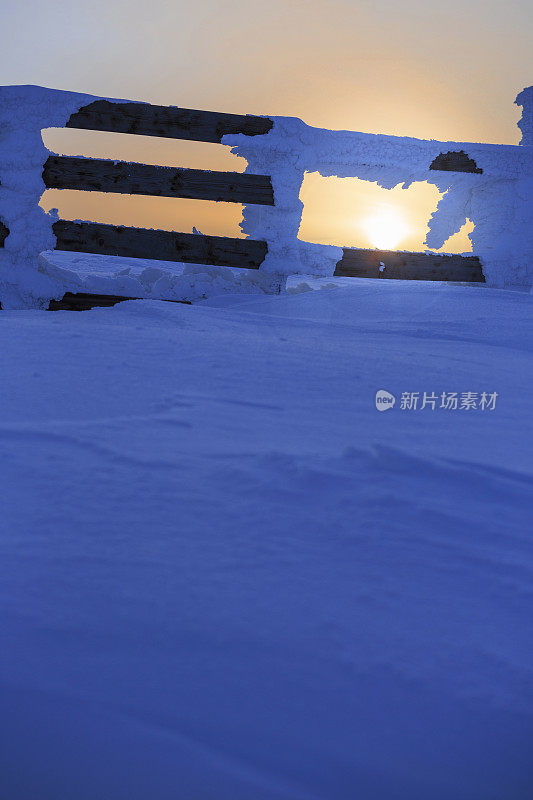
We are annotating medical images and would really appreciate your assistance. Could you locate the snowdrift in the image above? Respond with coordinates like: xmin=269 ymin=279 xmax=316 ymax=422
xmin=1 ymin=280 xmax=532 ymax=799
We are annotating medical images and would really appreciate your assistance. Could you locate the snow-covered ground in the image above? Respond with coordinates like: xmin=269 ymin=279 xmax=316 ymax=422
xmin=1 ymin=276 xmax=532 ymax=799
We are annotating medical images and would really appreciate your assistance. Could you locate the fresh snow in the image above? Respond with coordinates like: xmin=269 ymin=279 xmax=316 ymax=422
xmin=1 ymin=277 xmax=532 ymax=799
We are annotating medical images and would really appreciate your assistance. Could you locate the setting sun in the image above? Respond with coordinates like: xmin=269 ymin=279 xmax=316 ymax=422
xmin=364 ymin=208 xmax=409 ymax=250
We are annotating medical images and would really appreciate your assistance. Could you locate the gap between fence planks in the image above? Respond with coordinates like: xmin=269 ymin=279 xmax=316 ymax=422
xmin=66 ymin=100 xmax=274 ymax=143
xmin=335 ymin=248 xmax=485 ymax=282
xmin=52 ymin=221 xmax=268 ymax=269
xmin=42 ymin=156 xmax=274 ymax=206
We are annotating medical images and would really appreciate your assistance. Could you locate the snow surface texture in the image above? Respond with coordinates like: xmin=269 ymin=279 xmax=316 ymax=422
xmin=224 ymin=89 xmax=533 ymax=289
xmin=0 ymin=84 xmax=532 ymax=309
xmin=1 ymin=280 xmax=532 ymax=799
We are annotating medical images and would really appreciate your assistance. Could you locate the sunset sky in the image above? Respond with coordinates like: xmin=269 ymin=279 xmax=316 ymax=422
xmin=3 ymin=0 xmax=532 ymax=253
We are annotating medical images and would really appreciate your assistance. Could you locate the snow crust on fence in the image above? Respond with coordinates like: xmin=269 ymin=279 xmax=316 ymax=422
xmin=224 ymin=89 xmax=533 ymax=289
xmin=0 ymin=86 xmax=103 ymax=309
xmin=516 ymin=86 xmax=533 ymax=146
xmin=0 ymin=84 xmax=532 ymax=309
xmin=0 ymin=85 xmax=284 ymax=309
xmin=37 ymin=251 xmax=283 ymax=302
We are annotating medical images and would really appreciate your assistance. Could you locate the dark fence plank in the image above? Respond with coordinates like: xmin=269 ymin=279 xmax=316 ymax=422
xmin=0 ymin=221 xmax=9 ymax=246
xmin=429 ymin=150 xmax=482 ymax=174
xmin=42 ymin=156 xmax=274 ymax=206
xmin=66 ymin=100 xmax=273 ymax=143
xmin=48 ymin=292 xmax=137 ymax=311
xmin=48 ymin=292 xmax=191 ymax=311
xmin=335 ymin=248 xmax=485 ymax=282
xmin=52 ymin=221 xmax=267 ymax=269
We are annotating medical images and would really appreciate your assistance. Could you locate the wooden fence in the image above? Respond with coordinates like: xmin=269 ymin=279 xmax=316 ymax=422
xmin=4 ymin=93 xmax=486 ymax=310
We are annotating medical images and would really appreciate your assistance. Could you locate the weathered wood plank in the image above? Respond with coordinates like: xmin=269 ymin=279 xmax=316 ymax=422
xmin=52 ymin=221 xmax=268 ymax=269
xmin=42 ymin=156 xmax=274 ymax=206
xmin=335 ymin=248 xmax=485 ymax=282
xmin=430 ymin=150 xmax=482 ymax=174
xmin=48 ymin=292 xmax=191 ymax=311
xmin=66 ymin=100 xmax=273 ymax=143
xmin=0 ymin=221 xmax=9 ymax=246
xmin=48 ymin=292 xmax=137 ymax=311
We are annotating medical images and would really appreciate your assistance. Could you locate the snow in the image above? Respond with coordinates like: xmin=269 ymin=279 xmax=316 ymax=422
xmin=517 ymin=86 xmax=533 ymax=146
xmin=1 ymin=278 xmax=532 ymax=799
xmin=37 ymin=250 xmax=284 ymax=301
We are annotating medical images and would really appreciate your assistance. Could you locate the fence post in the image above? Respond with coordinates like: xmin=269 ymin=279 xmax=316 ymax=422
xmin=0 ymin=86 xmax=95 ymax=308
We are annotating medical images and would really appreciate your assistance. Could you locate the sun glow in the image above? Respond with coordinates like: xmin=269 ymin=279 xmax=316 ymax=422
xmin=364 ymin=208 xmax=409 ymax=250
